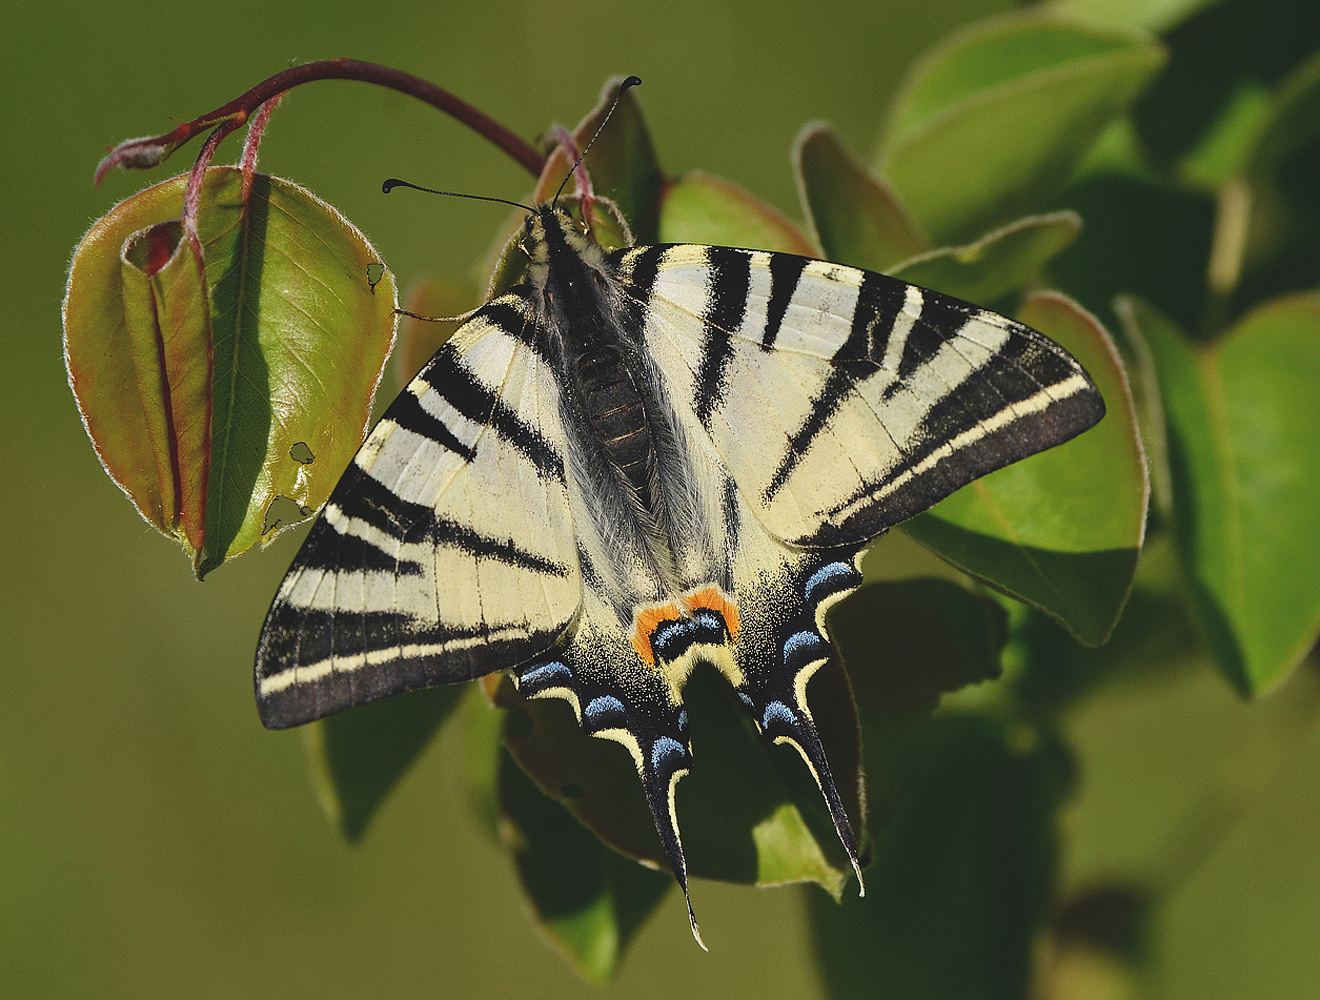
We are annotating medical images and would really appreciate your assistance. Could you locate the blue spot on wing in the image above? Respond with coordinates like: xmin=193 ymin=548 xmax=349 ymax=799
xmin=804 ymin=561 xmax=858 ymax=606
xmin=763 ymin=700 xmax=796 ymax=730
xmin=520 ymin=661 xmax=573 ymax=689
xmin=584 ymin=695 xmax=626 ymax=726
xmin=651 ymin=736 xmax=686 ymax=772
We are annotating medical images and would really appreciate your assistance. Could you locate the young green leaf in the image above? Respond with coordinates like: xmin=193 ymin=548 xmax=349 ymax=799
xmin=793 ymin=123 xmax=929 ymax=272
xmin=658 ymin=171 xmax=815 ymax=255
xmin=1130 ymin=293 xmax=1320 ymax=694
xmin=65 ymin=168 xmax=397 ymax=576
xmin=902 ymin=293 xmax=1148 ymax=646
xmin=888 ymin=210 xmax=1081 ymax=304
xmin=877 ymin=11 xmax=1167 ymax=243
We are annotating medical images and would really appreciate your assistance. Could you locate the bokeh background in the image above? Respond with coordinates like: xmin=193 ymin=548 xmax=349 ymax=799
xmin=5 ymin=0 xmax=1318 ymax=997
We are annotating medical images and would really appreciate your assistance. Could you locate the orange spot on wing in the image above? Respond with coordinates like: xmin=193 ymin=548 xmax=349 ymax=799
xmin=686 ymin=586 xmax=740 ymax=640
xmin=630 ymin=586 xmax=741 ymax=668
xmin=631 ymin=603 xmax=683 ymax=666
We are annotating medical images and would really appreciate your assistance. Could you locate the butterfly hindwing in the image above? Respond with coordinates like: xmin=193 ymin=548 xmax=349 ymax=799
xmin=622 ymin=244 xmax=1105 ymax=547
xmin=255 ymin=297 xmax=582 ymax=729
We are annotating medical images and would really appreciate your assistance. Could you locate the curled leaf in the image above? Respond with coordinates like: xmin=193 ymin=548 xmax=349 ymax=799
xmin=65 ymin=168 xmax=397 ymax=576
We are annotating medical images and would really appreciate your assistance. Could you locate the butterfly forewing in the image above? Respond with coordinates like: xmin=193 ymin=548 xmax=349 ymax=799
xmin=622 ymin=245 xmax=1104 ymax=547
xmin=255 ymin=297 xmax=582 ymax=729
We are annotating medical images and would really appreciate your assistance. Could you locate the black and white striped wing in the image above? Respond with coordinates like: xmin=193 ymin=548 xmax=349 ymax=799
xmin=255 ymin=298 xmax=580 ymax=728
xmin=622 ymin=245 xmax=1104 ymax=547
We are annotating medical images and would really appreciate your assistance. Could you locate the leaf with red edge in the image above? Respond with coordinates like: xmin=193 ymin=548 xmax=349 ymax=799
xmin=65 ymin=168 xmax=397 ymax=576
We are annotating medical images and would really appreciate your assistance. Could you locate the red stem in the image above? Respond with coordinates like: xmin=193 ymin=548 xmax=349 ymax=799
xmin=95 ymin=59 xmax=547 ymax=184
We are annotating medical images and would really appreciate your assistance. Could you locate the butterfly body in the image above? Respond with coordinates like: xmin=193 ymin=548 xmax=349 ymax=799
xmin=256 ymin=203 xmax=1103 ymax=943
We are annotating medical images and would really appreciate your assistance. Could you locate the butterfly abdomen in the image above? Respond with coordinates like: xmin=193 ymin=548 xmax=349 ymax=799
xmin=573 ymin=340 xmax=656 ymax=503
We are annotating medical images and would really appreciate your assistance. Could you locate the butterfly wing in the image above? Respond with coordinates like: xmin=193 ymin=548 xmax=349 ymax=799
xmin=255 ymin=295 xmax=582 ymax=728
xmin=621 ymin=245 xmax=1105 ymax=547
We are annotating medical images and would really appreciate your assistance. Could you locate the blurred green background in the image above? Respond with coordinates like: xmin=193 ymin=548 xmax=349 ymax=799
xmin=5 ymin=0 xmax=1319 ymax=997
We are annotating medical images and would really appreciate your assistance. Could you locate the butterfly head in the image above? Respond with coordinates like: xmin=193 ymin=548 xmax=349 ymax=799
xmin=521 ymin=203 xmax=615 ymax=324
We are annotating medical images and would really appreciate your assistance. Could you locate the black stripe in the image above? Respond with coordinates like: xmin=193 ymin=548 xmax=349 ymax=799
xmin=295 ymin=516 xmax=424 ymax=576
xmin=694 ymin=248 xmax=751 ymax=427
xmin=761 ymin=272 xmax=896 ymax=503
xmin=864 ymin=273 xmax=912 ymax=363
xmin=481 ymin=298 xmax=557 ymax=369
xmin=721 ymin=474 xmax=741 ymax=557
xmin=420 ymin=352 xmax=565 ymax=482
xmin=897 ymin=294 xmax=972 ymax=381
xmin=256 ymin=607 xmax=561 ymax=728
xmin=427 ymin=516 xmax=571 ymax=577
xmin=384 ymin=387 xmax=475 ymax=463
xmin=333 ymin=462 xmax=433 ymax=536
xmin=762 ymin=253 xmax=808 ymax=350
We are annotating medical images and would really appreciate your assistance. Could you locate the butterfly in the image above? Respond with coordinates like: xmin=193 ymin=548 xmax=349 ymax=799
xmin=254 ymin=83 xmax=1105 ymax=946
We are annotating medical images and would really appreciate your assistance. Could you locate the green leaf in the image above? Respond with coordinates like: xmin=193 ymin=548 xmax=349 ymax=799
xmin=902 ymin=293 xmax=1149 ymax=646
xmin=1128 ymin=293 xmax=1320 ymax=694
xmin=304 ymin=685 xmax=463 ymax=841
xmin=1051 ymin=0 xmax=1223 ymax=32
xmin=658 ymin=172 xmax=816 ymax=255
xmin=830 ymin=579 xmax=1008 ymax=824
xmin=1011 ymin=535 xmax=1202 ymax=714
xmin=64 ymin=168 xmax=398 ymax=577
xmin=877 ymin=11 xmax=1166 ymax=243
xmin=497 ymin=747 xmax=670 ymax=981
xmin=793 ymin=123 xmax=928 ymax=271
xmin=807 ymin=713 xmax=1072 ymax=1000
xmin=1248 ymin=48 xmax=1320 ymax=180
xmin=889 ymin=210 xmax=1081 ymax=304
xmin=489 ymin=655 xmax=863 ymax=895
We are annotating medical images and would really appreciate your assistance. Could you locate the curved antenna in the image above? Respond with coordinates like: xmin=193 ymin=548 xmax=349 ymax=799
xmin=551 ymin=75 xmax=642 ymax=208
xmin=381 ymin=178 xmax=534 ymax=214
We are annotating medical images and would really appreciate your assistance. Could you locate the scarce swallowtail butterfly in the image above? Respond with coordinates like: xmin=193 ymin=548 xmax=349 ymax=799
xmin=254 ymin=77 xmax=1105 ymax=945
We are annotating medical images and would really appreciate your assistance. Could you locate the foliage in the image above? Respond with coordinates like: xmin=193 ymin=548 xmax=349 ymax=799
xmin=64 ymin=0 xmax=1320 ymax=994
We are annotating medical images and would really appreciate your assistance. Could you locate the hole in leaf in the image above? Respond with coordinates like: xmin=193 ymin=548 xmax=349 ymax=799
xmin=261 ymin=495 xmax=313 ymax=535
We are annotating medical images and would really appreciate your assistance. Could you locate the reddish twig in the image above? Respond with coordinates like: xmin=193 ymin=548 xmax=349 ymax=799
xmin=95 ymin=59 xmax=547 ymax=184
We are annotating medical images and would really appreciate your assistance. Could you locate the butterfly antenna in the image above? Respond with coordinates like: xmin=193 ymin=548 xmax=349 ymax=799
xmin=551 ymin=75 xmax=642 ymax=209
xmin=381 ymin=178 xmax=534 ymax=214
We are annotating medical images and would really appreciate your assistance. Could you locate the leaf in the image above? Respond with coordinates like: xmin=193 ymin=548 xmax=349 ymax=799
xmin=1128 ymin=293 xmax=1320 ymax=694
xmin=497 ymin=746 xmax=671 ymax=981
xmin=487 ymin=652 xmax=864 ymax=895
xmin=793 ymin=123 xmax=928 ymax=272
xmin=1046 ymin=173 xmax=1216 ymax=335
xmin=64 ymin=168 xmax=398 ymax=577
xmin=1248 ymin=48 xmax=1320 ymax=180
xmin=1051 ymin=0 xmax=1224 ymax=32
xmin=829 ymin=579 xmax=1008 ymax=824
xmin=658 ymin=171 xmax=816 ymax=255
xmin=902 ymin=293 xmax=1149 ymax=646
xmin=304 ymin=685 xmax=463 ymax=841
xmin=888 ymin=210 xmax=1081 ymax=304
xmin=807 ymin=713 xmax=1072 ymax=1000
xmin=877 ymin=11 xmax=1167 ymax=243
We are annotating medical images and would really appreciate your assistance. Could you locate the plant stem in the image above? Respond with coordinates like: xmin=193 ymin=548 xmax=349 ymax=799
xmin=95 ymin=59 xmax=546 ymax=184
